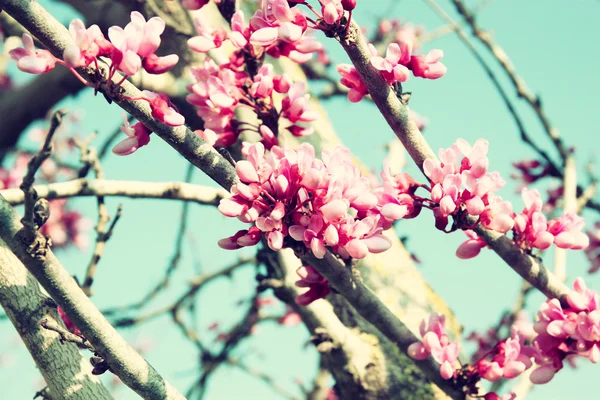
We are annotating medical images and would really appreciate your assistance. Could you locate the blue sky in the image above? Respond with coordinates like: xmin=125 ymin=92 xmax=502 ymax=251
xmin=1 ymin=1 xmax=600 ymax=399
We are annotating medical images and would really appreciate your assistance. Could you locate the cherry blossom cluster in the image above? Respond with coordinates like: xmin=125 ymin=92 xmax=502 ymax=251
xmin=217 ymin=142 xmax=392 ymax=259
xmin=528 ymin=277 xmax=600 ymax=383
xmin=415 ymin=139 xmax=587 ymax=258
xmin=9 ymin=12 xmax=178 ymax=79
xmin=423 ymin=139 xmax=513 ymax=233
xmin=187 ymin=4 xmax=323 ymax=64
xmin=186 ymin=57 xmax=315 ymax=148
xmin=407 ymin=313 xmax=461 ymax=380
xmin=337 ymin=34 xmax=446 ymax=102
xmin=409 ymin=278 xmax=600 ymax=395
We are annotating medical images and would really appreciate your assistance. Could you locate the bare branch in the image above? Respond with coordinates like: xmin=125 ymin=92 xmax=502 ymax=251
xmin=1 ymin=179 xmax=229 ymax=206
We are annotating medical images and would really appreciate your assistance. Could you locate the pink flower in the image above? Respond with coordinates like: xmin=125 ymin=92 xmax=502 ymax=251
xmin=295 ymin=266 xmax=330 ymax=306
xmin=369 ymin=43 xmax=410 ymax=85
xmin=108 ymin=12 xmax=174 ymax=76
xmin=142 ymin=53 xmax=179 ymax=74
xmin=138 ymin=90 xmax=185 ymax=126
xmin=250 ymin=64 xmax=275 ymax=98
xmin=218 ymin=142 xmax=393 ymax=259
xmin=456 ymin=230 xmax=487 ymax=259
xmin=336 ymin=64 xmax=368 ymax=102
xmin=9 ymin=34 xmax=56 ymax=74
xmin=475 ymin=332 xmax=532 ymax=382
xmin=513 ymin=188 xmax=556 ymax=250
xmin=547 ymin=213 xmax=589 ymax=250
xmin=409 ymin=49 xmax=447 ymax=79
xmin=249 ymin=0 xmax=307 ymax=47
xmin=112 ymin=113 xmax=152 ymax=156
xmin=63 ymin=19 xmax=111 ymax=68
xmin=188 ymin=14 xmax=227 ymax=53
xmin=321 ymin=0 xmax=344 ymax=25
xmin=281 ymin=82 xmax=318 ymax=123
xmin=181 ymin=0 xmax=210 ymax=10
xmin=408 ymin=314 xmax=460 ymax=380
xmin=422 ymin=139 xmax=510 ymax=234
xmin=230 ymin=10 xmax=251 ymax=49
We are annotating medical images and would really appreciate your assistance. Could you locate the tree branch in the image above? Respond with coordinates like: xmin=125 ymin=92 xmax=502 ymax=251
xmin=0 ymin=238 xmax=112 ymax=399
xmin=1 ymin=179 xmax=229 ymax=206
xmin=0 ymin=193 xmax=185 ymax=399
xmin=338 ymin=19 xmax=571 ymax=303
xmin=0 ymin=0 xmax=238 ymax=191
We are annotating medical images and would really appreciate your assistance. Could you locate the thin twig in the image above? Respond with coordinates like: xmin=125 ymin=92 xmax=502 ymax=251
xmin=40 ymin=318 xmax=94 ymax=351
xmin=20 ymin=110 xmax=67 ymax=230
xmin=82 ymin=205 xmax=123 ymax=295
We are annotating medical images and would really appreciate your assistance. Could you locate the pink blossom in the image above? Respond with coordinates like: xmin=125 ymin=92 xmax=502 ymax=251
xmin=547 ymin=213 xmax=589 ymax=250
xmin=40 ymin=199 xmax=90 ymax=249
xmin=112 ymin=114 xmax=152 ymax=156
xmin=249 ymin=0 xmax=307 ymax=47
xmin=218 ymin=142 xmax=394 ymax=259
xmin=188 ymin=14 xmax=227 ymax=53
xmin=108 ymin=12 xmax=174 ymax=76
xmin=250 ymin=64 xmax=275 ymax=98
xmin=142 ymin=53 xmax=179 ymax=74
xmin=408 ymin=313 xmax=460 ymax=380
xmin=295 ymin=266 xmax=330 ymax=306
xmin=513 ymin=188 xmax=562 ymax=251
xmin=63 ymin=19 xmax=111 ymax=68
xmin=181 ymin=0 xmax=210 ymax=10
xmin=369 ymin=43 xmax=410 ymax=85
xmin=9 ymin=33 xmax=56 ymax=74
xmin=336 ymin=64 xmax=368 ymax=102
xmin=409 ymin=49 xmax=447 ymax=79
xmin=230 ymin=10 xmax=251 ymax=48
xmin=281 ymin=82 xmax=318 ymax=123
xmin=321 ymin=0 xmax=344 ymax=25
xmin=139 ymin=90 xmax=185 ymax=126
xmin=475 ymin=332 xmax=532 ymax=382
xmin=422 ymin=139 xmax=520 ymax=244
xmin=57 ymin=306 xmax=81 ymax=336
xmin=456 ymin=230 xmax=487 ymax=259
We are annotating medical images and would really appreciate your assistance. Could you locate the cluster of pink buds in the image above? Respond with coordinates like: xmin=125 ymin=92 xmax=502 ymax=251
xmin=9 ymin=12 xmax=177 ymax=88
xmin=412 ymin=278 xmax=600 ymax=392
xmin=474 ymin=330 xmax=532 ymax=382
xmin=337 ymin=38 xmax=446 ymax=102
xmin=407 ymin=313 xmax=460 ymax=380
xmin=528 ymin=278 xmax=600 ymax=384
xmin=423 ymin=139 xmax=513 ymax=233
xmin=187 ymin=58 xmax=314 ymax=148
xmin=187 ymin=5 xmax=322 ymax=64
xmin=294 ymin=266 xmax=330 ymax=306
xmin=512 ymin=187 xmax=588 ymax=251
xmin=217 ymin=142 xmax=392 ymax=260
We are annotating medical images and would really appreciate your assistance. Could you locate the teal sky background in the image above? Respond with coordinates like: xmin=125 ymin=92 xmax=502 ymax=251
xmin=1 ymin=1 xmax=600 ymax=399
